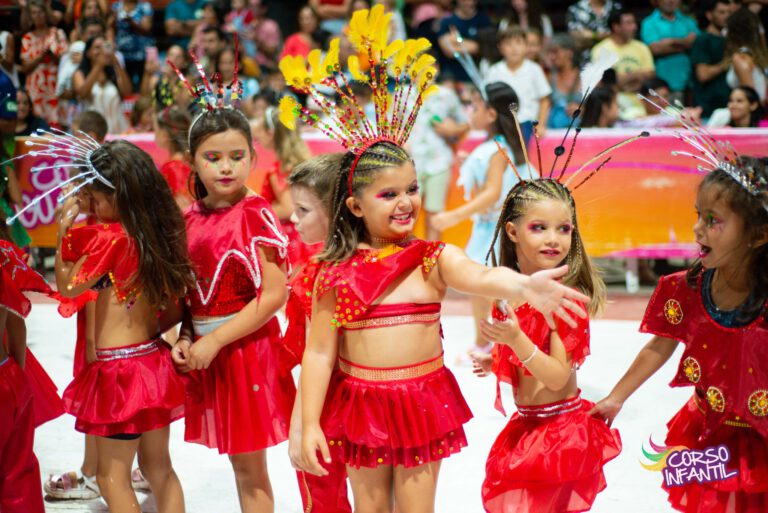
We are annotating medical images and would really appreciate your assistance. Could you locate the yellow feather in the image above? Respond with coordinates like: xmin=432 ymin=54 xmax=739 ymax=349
xmin=323 ymin=38 xmax=340 ymax=73
xmin=278 ymin=55 xmax=311 ymax=91
xmin=411 ymin=54 xmax=436 ymax=78
xmin=421 ymin=84 xmax=438 ymax=100
xmin=308 ymin=50 xmax=323 ymax=82
xmin=418 ymin=66 xmax=436 ymax=90
xmin=278 ymin=96 xmax=299 ymax=130
xmin=348 ymin=55 xmax=367 ymax=82
xmin=383 ymin=40 xmax=403 ymax=60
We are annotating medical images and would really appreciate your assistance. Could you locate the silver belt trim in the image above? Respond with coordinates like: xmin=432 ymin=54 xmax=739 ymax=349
xmin=192 ymin=314 xmax=237 ymax=337
xmin=96 ymin=340 xmax=159 ymax=362
xmin=516 ymin=396 xmax=582 ymax=418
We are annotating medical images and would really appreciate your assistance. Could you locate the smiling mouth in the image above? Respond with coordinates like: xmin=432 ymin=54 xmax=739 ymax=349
xmin=540 ymin=249 xmax=561 ymax=257
xmin=391 ymin=213 xmax=412 ymax=224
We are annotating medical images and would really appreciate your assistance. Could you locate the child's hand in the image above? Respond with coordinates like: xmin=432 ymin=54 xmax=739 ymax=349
xmin=523 ymin=266 xmax=589 ymax=329
xmin=171 ymin=337 xmax=192 ymax=373
xmin=300 ymin=424 xmax=330 ymax=477
xmin=470 ymin=350 xmax=493 ymax=377
xmin=430 ymin=211 xmax=457 ymax=232
xmin=288 ymin=423 xmax=303 ymax=470
xmin=187 ymin=334 xmax=221 ymax=370
xmin=433 ymin=118 xmax=459 ymax=138
xmin=587 ymin=395 xmax=624 ymax=427
xmin=57 ymin=194 xmax=80 ymax=236
xmin=479 ymin=315 xmax=522 ymax=348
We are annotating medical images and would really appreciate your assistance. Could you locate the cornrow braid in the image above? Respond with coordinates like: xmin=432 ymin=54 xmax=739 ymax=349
xmin=318 ymin=142 xmax=412 ymax=263
xmin=487 ymin=179 xmax=606 ymax=316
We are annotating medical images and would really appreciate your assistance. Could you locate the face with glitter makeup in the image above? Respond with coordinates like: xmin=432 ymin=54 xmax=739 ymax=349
xmin=505 ymin=198 xmax=574 ymax=275
xmin=693 ymin=184 xmax=751 ymax=270
xmin=345 ymin=161 xmax=421 ymax=242
xmin=193 ymin=129 xmax=253 ymax=204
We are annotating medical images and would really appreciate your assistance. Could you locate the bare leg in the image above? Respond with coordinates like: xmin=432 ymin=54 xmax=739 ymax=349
xmin=229 ymin=451 xmax=273 ymax=513
xmin=346 ymin=464 xmax=394 ymax=513
xmin=81 ymin=434 xmax=98 ymax=477
xmin=137 ymin=426 xmax=185 ymax=513
xmin=393 ymin=462 xmax=440 ymax=513
xmin=95 ymin=436 xmax=141 ymax=513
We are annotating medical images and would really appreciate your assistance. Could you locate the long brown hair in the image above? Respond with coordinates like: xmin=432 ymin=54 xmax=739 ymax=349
xmin=287 ymin=152 xmax=344 ymax=212
xmin=87 ymin=140 xmax=195 ymax=308
xmin=188 ymin=108 xmax=254 ymax=200
xmin=319 ymin=142 xmax=411 ymax=263
xmin=486 ymin=179 xmax=606 ymax=316
xmin=726 ymin=8 xmax=768 ymax=69
xmin=157 ymin=106 xmax=191 ymax=155
xmin=264 ymin=107 xmax=311 ymax=172
xmin=686 ymin=159 xmax=768 ymax=321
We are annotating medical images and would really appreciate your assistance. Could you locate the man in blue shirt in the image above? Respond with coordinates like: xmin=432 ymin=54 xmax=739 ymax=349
xmin=164 ymin=0 xmax=206 ymax=48
xmin=437 ymin=0 xmax=492 ymax=84
xmin=640 ymin=0 xmax=699 ymax=100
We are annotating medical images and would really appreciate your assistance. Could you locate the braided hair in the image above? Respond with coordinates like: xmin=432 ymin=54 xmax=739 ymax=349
xmin=486 ymin=179 xmax=606 ymax=316
xmin=318 ymin=142 xmax=412 ymax=263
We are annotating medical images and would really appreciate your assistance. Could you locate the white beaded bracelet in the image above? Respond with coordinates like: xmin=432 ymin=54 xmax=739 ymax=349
xmin=520 ymin=346 xmax=539 ymax=366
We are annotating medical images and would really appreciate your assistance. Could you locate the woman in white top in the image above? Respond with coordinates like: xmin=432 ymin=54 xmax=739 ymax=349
xmin=725 ymin=8 xmax=768 ymax=101
xmin=73 ymin=35 xmax=131 ymax=134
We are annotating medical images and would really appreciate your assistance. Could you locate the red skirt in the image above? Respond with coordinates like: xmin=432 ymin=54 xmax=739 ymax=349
xmin=664 ymin=395 xmax=768 ymax=513
xmin=321 ymin=353 xmax=472 ymax=469
xmin=62 ymin=338 xmax=185 ymax=436
xmin=482 ymin=394 xmax=622 ymax=513
xmin=24 ymin=349 xmax=65 ymax=428
xmin=183 ymin=317 xmax=296 ymax=454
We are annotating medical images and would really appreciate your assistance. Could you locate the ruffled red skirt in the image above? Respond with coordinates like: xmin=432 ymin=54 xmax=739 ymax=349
xmin=321 ymin=353 xmax=472 ymax=469
xmin=24 ymin=349 xmax=65 ymax=428
xmin=183 ymin=318 xmax=296 ymax=454
xmin=62 ymin=338 xmax=185 ymax=436
xmin=482 ymin=394 xmax=622 ymax=513
xmin=663 ymin=395 xmax=768 ymax=513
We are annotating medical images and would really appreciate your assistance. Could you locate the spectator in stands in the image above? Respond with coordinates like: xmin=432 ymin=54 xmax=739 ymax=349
xmin=580 ymin=85 xmax=619 ymax=128
xmin=691 ymin=0 xmax=733 ymax=118
xmin=708 ymin=85 xmax=764 ymax=127
xmin=0 ymin=31 xmax=20 ymax=89
xmin=141 ymin=44 xmax=189 ymax=100
xmin=56 ymin=40 xmax=85 ymax=128
xmin=20 ymin=0 xmax=69 ymax=126
xmin=249 ymin=0 xmax=282 ymax=71
xmin=309 ymin=0 xmax=353 ymax=35
xmin=76 ymin=17 xmax=109 ymax=45
xmin=437 ymin=0 xmax=493 ymax=84
xmin=592 ymin=9 xmax=655 ymax=120
xmin=64 ymin=0 xmax=108 ymax=33
xmin=15 ymin=89 xmax=51 ymax=136
xmin=641 ymin=0 xmax=698 ymax=102
xmin=725 ymin=7 xmax=768 ymax=101
xmin=486 ymin=26 xmax=551 ymax=137
xmin=215 ymin=45 xmax=260 ymax=100
xmin=112 ymin=0 xmax=154 ymax=91
xmin=191 ymin=1 xmax=225 ymax=62
xmin=73 ymin=35 xmax=131 ymax=133
xmin=280 ymin=5 xmax=324 ymax=59
xmin=567 ymin=0 xmax=622 ymax=52
xmin=21 ymin=0 xmax=65 ymax=32
xmin=620 ymin=77 xmax=702 ymax=127
xmin=127 ymin=96 xmax=153 ymax=133
xmin=195 ymin=26 xmax=227 ymax=75
xmin=526 ymin=28 xmax=544 ymax=64
xmin=68 ymin=0 xmax=113 ymax=43
xmin=165 ymin=0 xmax=206 ymax=48
xmin=499 ymin=0 xmax=553 ymax=41
xmin=546 ymin=33 xmax=582 ymax=129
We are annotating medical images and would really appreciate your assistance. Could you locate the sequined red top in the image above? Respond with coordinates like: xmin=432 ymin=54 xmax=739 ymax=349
xmin=0 ymin=240 xmax=51 ymax=318
xmin=60 ymin=223 xmax=140 ymax=306
xmin=283 ymin=259 xmax=322 ymax=370
xmin=491 ymin=300 xmax=590 ymax=414
xmin=313 ymin=239 xmax=445 ymax=328
xmin=184 ymin=195 xmax=289 ymax=318
xmin=641 ymin=271 xmax=768 ymax=437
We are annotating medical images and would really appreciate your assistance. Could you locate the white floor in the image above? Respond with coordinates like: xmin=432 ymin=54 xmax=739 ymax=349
xmin=28 ymin=304 xmax=690 ymax=512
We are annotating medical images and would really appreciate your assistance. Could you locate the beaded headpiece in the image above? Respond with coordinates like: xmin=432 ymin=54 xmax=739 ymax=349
xmin=4 ymin=128 xmax=111 ymax=226
xmin=277 ymin=5 xmax=438 ymax=194
xmin=642 ymin=89 xmax=767 ymax=212
xmin=168 ymin=34 xmax=246 ymax=136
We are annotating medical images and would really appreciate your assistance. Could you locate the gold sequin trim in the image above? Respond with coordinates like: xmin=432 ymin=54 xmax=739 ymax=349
xmin=343 ymin=312 xmax=440 ymax=330
xmin=682 ymin=356 xmax=701 ymax=384
xmin=339 ymin=355 xmax=444 ymax=381
xmin=748 ymin=389 xmax=768 ymax=417
xmin=706 ymin=386 xmax=726 ymax=413
xmin=663 ymin=299 xmax=683 ymax=325
xmin=693 ymin=393 xmax=752 ymax=428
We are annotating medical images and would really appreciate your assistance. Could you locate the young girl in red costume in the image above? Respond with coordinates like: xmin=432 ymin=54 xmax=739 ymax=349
xmin=284 ymin=153 xmax=352 ymax=513
xmin=278 ymin=8 xmax=590 ymax=510
xmin=253 ymin=105 xmax=318 ymax=268
xmin=592 ymin=97 xmax=768 ymax=512
xmin=170 ymin=106 xmax=296 ymax=513
xmin=155 ymin=106 xmax=194 ymax=210
xmin=0 ymin=222 xmax=56 ymax=513
xmin=56 ymin=139 xmax=194 ymax=513
xmin=477 ymin=176 xmax=622 ymax=513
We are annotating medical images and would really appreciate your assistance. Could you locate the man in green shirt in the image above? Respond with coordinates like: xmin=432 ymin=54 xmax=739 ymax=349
xmin=691 ymin=0 xmax=733 ymax=118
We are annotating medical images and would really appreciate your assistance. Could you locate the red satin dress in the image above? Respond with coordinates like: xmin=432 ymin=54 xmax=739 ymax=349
xmin=60 ymin=223 xmax=186 ymax=436
xmin=0 ymin=239 xmax=58 ymax=513
xmin=313 ymin=239 xmax=473 ymax=469
xmin=482 ymin=302 xmax=621 ymax=513
xmin=261 ymin=162 xmax=321 ymax=269
xmin=285 ymin=260 xmax=352 ymax=513
xmin=641 ymin=271 xmax=768 ymax=513
xmin=184 ymin=195 xmax=296 ymax=454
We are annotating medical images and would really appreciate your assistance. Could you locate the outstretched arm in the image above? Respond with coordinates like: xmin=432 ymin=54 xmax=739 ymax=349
xmin=437 ymin=244 xmax=589 ymax=329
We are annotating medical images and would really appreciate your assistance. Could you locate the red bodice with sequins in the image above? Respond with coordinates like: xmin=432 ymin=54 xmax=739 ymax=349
xmin=60 ymin=223 xmax=140 ymax=305
xmin=313 ymin=239 xmax=445 ymax=328
xmin=641 ymin=271 xmax=768 ymax=437
xmin=184 ymin=195 xmax=288 ymax=317
xmin=0 ymin=240 xmax=51 ymax=317
xmin=259 ymin=162 xmax=287 ymax=207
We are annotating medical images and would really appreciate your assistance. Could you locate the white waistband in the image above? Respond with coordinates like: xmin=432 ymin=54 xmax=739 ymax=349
xmin=192 ymin=314 xmax=237 ymax=337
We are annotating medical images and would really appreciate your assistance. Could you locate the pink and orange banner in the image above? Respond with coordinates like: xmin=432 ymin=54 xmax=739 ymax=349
xmin=12 ymin=128 xmax=767 ymax=255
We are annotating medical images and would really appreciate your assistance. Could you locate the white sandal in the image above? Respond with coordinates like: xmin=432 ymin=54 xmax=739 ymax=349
xmin=44 ymin=471 xmax=100 ymax=500
xmin=131 ymin=468 xmax=151 ymax=492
